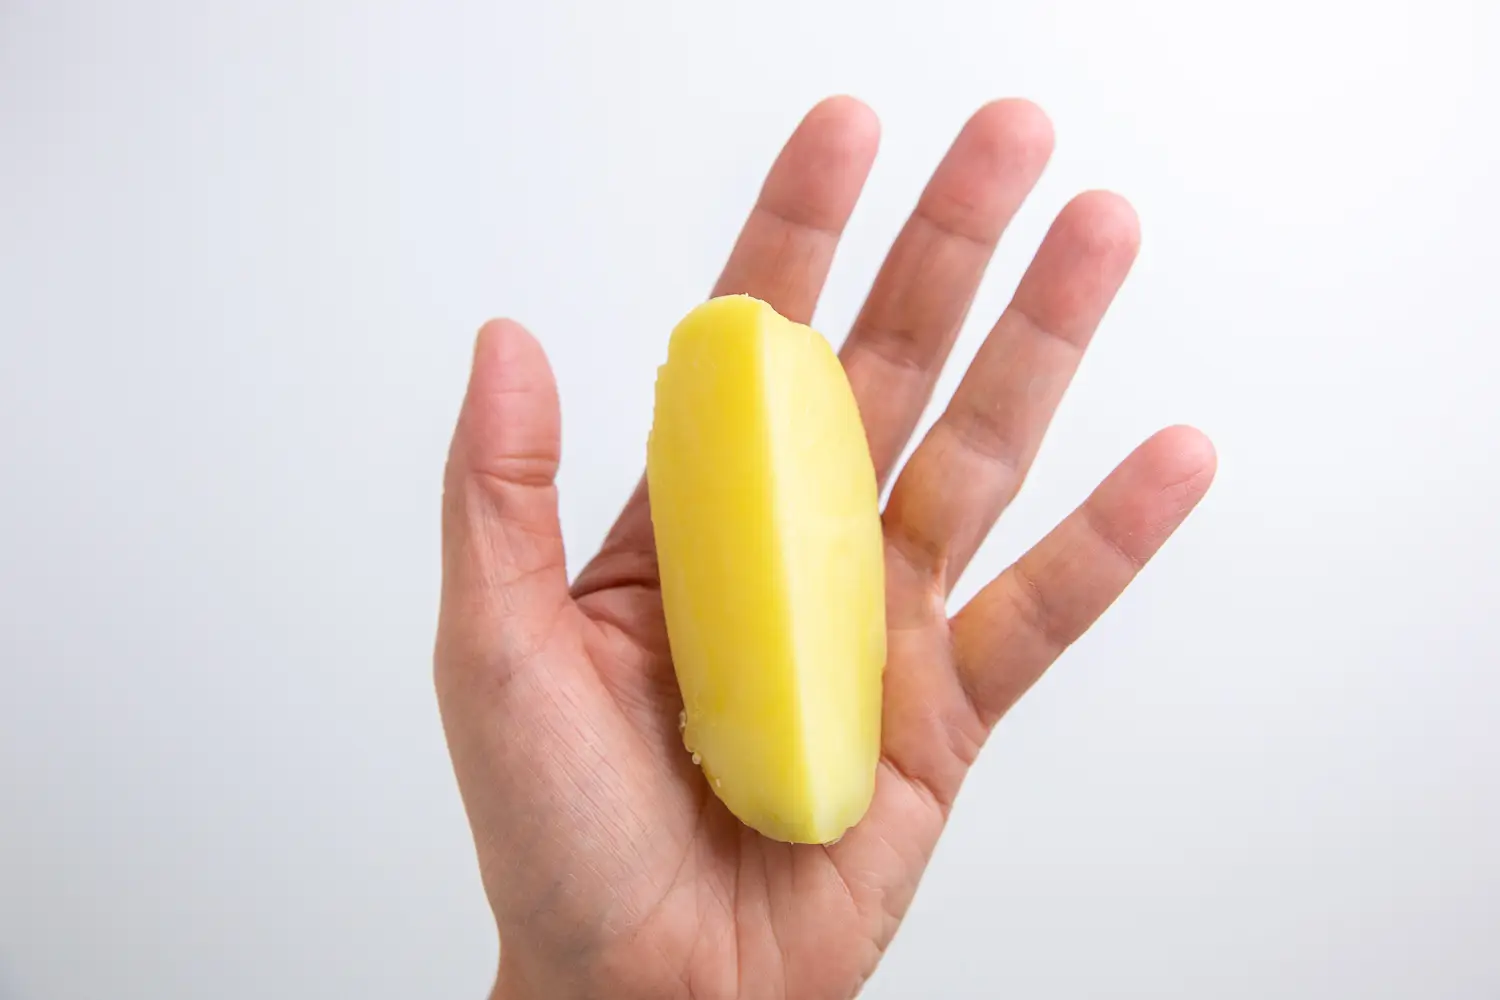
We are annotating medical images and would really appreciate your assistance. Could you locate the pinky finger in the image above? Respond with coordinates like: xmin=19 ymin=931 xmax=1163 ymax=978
xmin=950 ymin=425 xmax=1217 ymax=727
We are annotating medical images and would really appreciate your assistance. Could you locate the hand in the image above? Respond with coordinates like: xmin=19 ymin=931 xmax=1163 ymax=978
xmin=435 ymin=96 xmax=1216 ymax=1000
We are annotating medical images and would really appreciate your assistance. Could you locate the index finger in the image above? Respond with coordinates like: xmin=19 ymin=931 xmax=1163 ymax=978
xmin=572 ymin=97 xmax=880 ymax=599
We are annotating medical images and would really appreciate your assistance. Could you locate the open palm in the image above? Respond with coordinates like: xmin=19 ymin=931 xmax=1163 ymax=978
xmin=435 ymin=97 xmax=1215 ymax=1000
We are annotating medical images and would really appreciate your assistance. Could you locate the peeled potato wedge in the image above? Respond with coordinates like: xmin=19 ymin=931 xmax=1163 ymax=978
xmin=647 ymin=294 xmax=886 ymax=844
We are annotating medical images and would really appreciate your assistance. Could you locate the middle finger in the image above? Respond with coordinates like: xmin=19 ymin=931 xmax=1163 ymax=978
xmin=839 ymin=99 xmax=1054 ymax=487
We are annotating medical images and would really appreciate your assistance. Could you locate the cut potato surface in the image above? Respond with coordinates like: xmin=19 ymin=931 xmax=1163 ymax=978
xmin=646 ymin=295 xmax=886 ymax=844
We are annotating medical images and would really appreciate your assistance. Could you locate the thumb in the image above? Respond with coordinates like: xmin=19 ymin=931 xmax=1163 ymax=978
xmin=440 ymin=319 xmax=570 ymax=651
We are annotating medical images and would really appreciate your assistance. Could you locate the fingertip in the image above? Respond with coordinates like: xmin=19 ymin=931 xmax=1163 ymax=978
xmin=474 ymin=316 xmax=535 ymax=360
xmin=1124 ymin=426 xmax=1218 ymax=522
xmin=1057 ymin=190 xmax=1141 ymax=257
xmin=471 ymin=318 xmax=552 ymax=392
xmin=966 ymin=98 xmax=1055 ymax=163
xmin=1010 ymin=190 xmax=1140 ymax=340
xmin=802 ymin=94 xmax=882 ymax=154
xmin=457 ymin=318 xmax=560 ymax=483
xmin=760 ymin=97 xmax=881 ymax=236
xmin=914 ymin=98 xmax=1054 ymax=245
xmin=1171 ymin=424 xmax=1218 ymax=476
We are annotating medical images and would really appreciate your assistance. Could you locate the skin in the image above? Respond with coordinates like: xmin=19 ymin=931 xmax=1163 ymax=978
xmin=434 ymin=96 xmax=1217 ymax=1000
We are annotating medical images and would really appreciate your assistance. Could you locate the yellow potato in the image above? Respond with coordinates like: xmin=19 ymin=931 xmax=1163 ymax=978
xmin=647 ymin=295 xmax=886 ymax=844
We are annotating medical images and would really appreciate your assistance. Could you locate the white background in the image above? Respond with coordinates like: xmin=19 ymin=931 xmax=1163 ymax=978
xmin=2 ymin=1 xmax=1497 ymax=997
